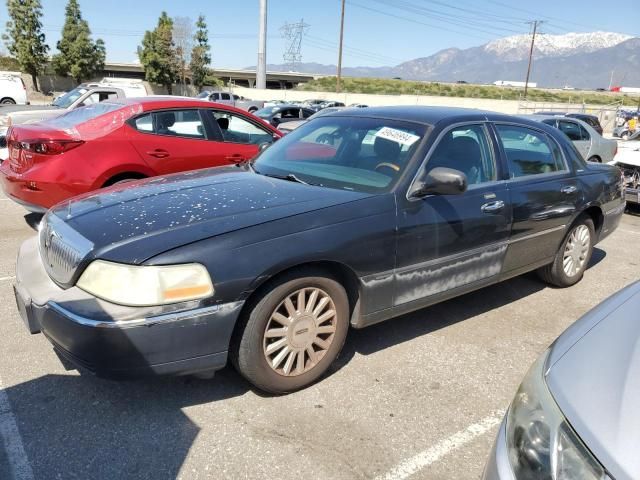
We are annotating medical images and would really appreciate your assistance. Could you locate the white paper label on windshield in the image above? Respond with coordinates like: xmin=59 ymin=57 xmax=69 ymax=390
xmin=375 ymin=127 xmax=420 ymax=147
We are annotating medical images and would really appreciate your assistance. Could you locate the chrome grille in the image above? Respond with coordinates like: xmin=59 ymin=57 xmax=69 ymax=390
xmin=39 ymin=214 xmax=94 ymax=286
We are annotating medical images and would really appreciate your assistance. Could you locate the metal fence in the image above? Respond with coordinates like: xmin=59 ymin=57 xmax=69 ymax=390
xmin=517 ymin=100 xmax=624 ymax=134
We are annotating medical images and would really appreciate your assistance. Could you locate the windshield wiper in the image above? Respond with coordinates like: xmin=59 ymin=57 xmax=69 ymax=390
xmin=262 ymin=172 xmax=309 ymax=185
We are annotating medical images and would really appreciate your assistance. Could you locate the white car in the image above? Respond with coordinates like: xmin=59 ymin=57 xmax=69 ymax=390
xmin=0 ymin=72 xmax=28 ymax=105
xmin=610 ymin=141 xmax=640 ymax=205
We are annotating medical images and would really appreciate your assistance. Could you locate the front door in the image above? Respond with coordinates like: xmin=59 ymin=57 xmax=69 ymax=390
xmin=394 ymin=123 xmax=512 ymax=311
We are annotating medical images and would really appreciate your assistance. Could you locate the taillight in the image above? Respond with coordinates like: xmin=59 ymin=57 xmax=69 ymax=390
xmin=16 ymin=139 xmax=84 ymax=155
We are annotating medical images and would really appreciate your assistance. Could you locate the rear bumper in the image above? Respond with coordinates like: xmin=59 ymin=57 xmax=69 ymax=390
xmin=0 ymin=162 xmax=83 ymax=212
xmin=14 ymin=236 xmax=243 ymax=378
xmin=625 ymin=187 xmax=640 ymax=205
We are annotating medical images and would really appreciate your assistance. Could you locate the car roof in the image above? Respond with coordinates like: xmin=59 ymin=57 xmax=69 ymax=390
xmin=108 ymin=96 xmax=262 ymax=116
xmin=520 ymin=113 xmax=595 ymax=131
xmin=327 ymin=105 xmax=539 ymax=126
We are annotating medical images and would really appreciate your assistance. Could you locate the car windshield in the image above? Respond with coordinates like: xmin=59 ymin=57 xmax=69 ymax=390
xmin=52 ymin=87 xmax=88 ymax=108
xmin=253 ymin=116 xmax=427 ymax=193
xmin=254 ymin=107 xmax=280 ymax=118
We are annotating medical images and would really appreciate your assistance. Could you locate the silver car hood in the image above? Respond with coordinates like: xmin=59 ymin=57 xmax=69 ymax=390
xmin=545 ymin=281 xmax=640 ymax=480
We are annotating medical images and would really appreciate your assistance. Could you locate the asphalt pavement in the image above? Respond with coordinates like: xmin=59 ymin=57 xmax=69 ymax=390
xmin=0 ymin=191 xmax=639 ymax=480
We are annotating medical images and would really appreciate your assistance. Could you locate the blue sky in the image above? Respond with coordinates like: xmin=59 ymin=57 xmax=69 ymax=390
xmin=1 ymin=0 xmax=637 ymax=68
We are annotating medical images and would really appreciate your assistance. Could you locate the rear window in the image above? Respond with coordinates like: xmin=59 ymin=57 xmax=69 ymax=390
xmin=45 ymin=102 xmax=124 ymax=129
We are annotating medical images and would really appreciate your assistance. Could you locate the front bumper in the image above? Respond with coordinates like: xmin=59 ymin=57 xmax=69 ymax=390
xmin=14 ymin=236 xmax=243 ymax=378
xmin=482 ymin=417 xmax=515 ymax=480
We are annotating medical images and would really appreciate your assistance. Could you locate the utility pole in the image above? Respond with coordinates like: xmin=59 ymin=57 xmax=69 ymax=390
xmin=256 ymin=0 xmax=267 ymax=90
xmin=524 ymin=20 xmax=543 ymax=99
xmin=336 ymin=0 xmax=346 ymax=93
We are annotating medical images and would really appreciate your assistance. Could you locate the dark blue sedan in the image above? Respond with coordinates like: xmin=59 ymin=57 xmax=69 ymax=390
xmin=14 ymin=106 xmax=625 ymax=393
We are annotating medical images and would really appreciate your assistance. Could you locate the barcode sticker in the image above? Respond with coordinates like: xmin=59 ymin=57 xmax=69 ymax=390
xmin=375 ymin=127 xmax=421 ymax=147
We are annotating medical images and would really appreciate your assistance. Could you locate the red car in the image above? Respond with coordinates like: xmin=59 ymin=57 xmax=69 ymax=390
xmin=0 ymin=97 xmax=282 ymax=212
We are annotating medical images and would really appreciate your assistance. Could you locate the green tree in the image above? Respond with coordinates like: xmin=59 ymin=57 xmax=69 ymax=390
xmin=189 ymin=15 xmax=212 ymax=91
xmin=51 ymin=0 xmax=106 ymax=84
xmin=2 ymin=0 xmax=49 ymax=91
xmin=138 ymin=12 xmax=179 ymax=94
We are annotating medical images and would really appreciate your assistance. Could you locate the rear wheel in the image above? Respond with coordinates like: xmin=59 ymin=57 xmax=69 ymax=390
xmin=103 ymin=175 xmax=146 ymax=187
xmin=248 ymin=107 xmax=258 ymax=113
xmin=232 ymin=271 xmax=349 ymax=393
xmin=1 ymin=98 xmax=15 ymax=105
xmin=587 ymin=156 xmax=601 ymax=163
xmin=537 ymin=215 xmax=594 ymax=287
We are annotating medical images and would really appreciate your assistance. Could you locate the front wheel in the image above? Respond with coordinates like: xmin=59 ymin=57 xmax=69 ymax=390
xmin=1 ymin=98 xmax=16 ymax=105
xmin=537 ymin=215 xmax=594 ymax=287
xmin=232 ymin=271 xmax=349 ymax=393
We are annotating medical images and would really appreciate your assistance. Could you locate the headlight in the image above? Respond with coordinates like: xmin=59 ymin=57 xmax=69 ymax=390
xmin=76 ymin=260 xmax=214 ymax=306
xmin=506 ymin=351 xmax=606 ymax=480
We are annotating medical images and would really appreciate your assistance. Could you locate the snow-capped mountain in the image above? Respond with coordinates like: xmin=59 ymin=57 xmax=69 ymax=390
xmin=257 ymin=32 xmax=640 ymax=88
xmin=484 ymin=32 xmax=632 ymax=61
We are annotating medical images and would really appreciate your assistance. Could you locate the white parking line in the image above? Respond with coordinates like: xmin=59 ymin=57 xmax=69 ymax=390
xmin=376 ymin=412 xmax=503 ymax=480
xmin=0 ymin=276 xmax=15 ymax=282
xmin=0 ymin=378 xmax=34 ymax=480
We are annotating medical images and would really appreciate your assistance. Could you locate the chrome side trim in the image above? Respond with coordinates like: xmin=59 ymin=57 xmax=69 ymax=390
xmin=508 ymin=225 xmax=566 ymax=244
xmin=47 ymin=301 xmax=243 ymax=329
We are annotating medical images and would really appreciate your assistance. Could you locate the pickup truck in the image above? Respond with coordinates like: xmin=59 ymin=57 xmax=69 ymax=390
xmin=0 ymin=82 xmax=146 ymax=159
xmin=196 ymin=90 xmax=264 ymax=113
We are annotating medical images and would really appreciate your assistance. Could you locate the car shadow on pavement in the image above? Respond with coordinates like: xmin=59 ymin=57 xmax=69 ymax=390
xmin=4 ymin=367 xmax=249 ymax=479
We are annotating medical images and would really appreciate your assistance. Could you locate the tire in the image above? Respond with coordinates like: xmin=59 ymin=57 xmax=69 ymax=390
xmin=232 ymin=270 xmax=350 ymax=394
xmin=587 ymin=156 xmax=601 ymax=163
xmin=537 ymin=214 xmax=595 ymax=287
xmin=103 ymin=176 xmax=144 ymax=187
xmin=1 ymin=98 xmax=15 ymax=105
xmin=248 ymin=107 xmax=258 ymax=113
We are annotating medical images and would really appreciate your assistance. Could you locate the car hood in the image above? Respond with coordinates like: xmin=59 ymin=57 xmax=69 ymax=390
xmin=613 ymin=145 xmax=640 ymax=167
xmin=545 ymin=281 xmax=640 ymax=480
xmin=49 ymin=167 xmax=369 ymax=265
xmin=0 ymin=105 xmax=63 ymax=124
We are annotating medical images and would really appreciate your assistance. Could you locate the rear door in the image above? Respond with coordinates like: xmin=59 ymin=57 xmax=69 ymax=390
xmin=495 ymin=123 xmax=580 ymax=274
xmin=127 ymin=108 xmax=226 ymax=174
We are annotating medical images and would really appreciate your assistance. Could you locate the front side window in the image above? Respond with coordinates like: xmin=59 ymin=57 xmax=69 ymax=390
xmin=425 ymin=124 xmax=496 ymax=186
xmin=211 ymin=111 xmax=273 ymax=145
xmin=496 ymin=124 xmax=566 ymax=178
xmin=132 ymin=109 xmax=206 ymax=139
xmin=254 ymin=116 xmax=427 ymax=193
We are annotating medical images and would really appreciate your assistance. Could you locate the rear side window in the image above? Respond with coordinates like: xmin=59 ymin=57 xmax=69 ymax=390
xmin=496 ymin=125 xmax=566 ymax=178
xmin=132 ymin=109 xmax=207 ymax=139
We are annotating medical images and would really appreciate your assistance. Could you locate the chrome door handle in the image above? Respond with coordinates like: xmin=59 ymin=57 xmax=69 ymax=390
xmin=561 ymin=186 xmax=577 ymax=194
xmin=481 ymin=200 xmax=505 ymax=213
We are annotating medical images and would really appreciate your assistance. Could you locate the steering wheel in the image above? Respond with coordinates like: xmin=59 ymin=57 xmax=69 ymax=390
xmin=374 ymin=162 xmax=401 ymax=174
xmin=316 ymin=133 xmax=335 ymax=145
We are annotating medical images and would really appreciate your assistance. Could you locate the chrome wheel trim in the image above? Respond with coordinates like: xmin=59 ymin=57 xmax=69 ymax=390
xmin=563 ymin=224 xmax=591 ymax=278
xmin=263 ymin=287 xmax=337 ymax=377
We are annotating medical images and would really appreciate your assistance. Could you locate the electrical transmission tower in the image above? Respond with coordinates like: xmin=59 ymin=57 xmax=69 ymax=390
xmin=280 ymin=19 xmax=309 ymax=71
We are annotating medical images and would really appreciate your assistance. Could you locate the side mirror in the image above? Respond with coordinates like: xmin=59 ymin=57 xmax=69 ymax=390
xmin=409 ymin=167 xmax=467 ymax=198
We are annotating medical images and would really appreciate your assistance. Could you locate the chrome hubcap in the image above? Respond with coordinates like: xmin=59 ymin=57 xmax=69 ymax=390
xmin=563 ymin=225 xmax=590 ymax=278
xmin=263 ymin=287 xmax=337 ymax=377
